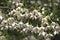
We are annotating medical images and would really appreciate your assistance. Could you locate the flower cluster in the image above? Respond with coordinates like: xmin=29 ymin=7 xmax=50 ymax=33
xmin=0 ymin=0 xmax=60 ymax=40
xmin=0 ymin=10 xmax=60 ymax=40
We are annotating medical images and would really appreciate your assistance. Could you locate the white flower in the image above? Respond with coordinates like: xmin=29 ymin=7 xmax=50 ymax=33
xmin=26 ymin=25 xmax=33 ymax=31
xmin=48 ymin=33 xmax=53 ymax=37
xmin=9 ymin=0 xmax=12 ymax=3
xmin=16 ymin=2 xmax=19 ymax=6
xmin=12 ymin=1 xmax=15 ymax=4
xmin=54 ymin=31 xmax=58 ymax=35
xmin=50 ymin=13 xmax=53 ymax=16
xmin=40 ymin=26 xmax=45 ymax=30
xmin=47 ymin=26 xmax=50 ymax=28
xmin=25 ymin=23 xmax=29 ymax=27
xmin=33 ymin=10 xmax=38 ymax=13
xmin=24 ymin=13 xmax=29 ymax=18
xmin=9 ymin=11 xmax=14 ymax=15
xmin=46 ymin=38 xmax=51 ymax=40
xmin=44 ymin=4 xmax=48 ymax=6
xmin=29 ymin=25 xmax=34 ymax=32
xmin=19 ymin=21 xmax=23 ymax=24
xmin=42 ymin=18 xmax=48 ymax=23
xmin=2 ymin=20 xmax=7 ymax=24
xmin=37 ymin=12 xmax=42 ymax=16
xmin=55 ymin=26 xmax=59 ymax=29
xmin=30 ymin=1 xmax=35 ymax=4
xmin=57 ymin=18 xmax=59 ymax=21
xmin=8 ymin=17 xmax=14 ymax=20
xmin=42 ymin=7 xmax=45 ymax=11
xmin=1 ymin=27 xmax=4 ymax=30
xmin=38 ymin=15 xmax=43 ymax=21
xmin=42 ymin=11 xmax=45 ymax=14
xmin=17 ymin=14 xmax=25 ymax=20
xmin=32 ymin=27 xmax=40 ymax=33
xmin=52 ymin=22 xmax=56 ymax=25
xmin=12 ymin=22 xmax=16 ymax=26
xmin=38 ymin=32 xmax=42 ymax=36
xmin=18 ymin=3 xmax=23 ymax=6
xmin=14 ymin=26 xmax=17 ymax=29
xmin=52 ymin=26 xmax=55 ymax=29
xmin=16 ymin=7 xmax=21 ymax=11
xmin=22 ymin=28 xmax=26 ymax=32
xmin=21 ymin=28 xmax=28 ymax=33
xmin=5 ymin=25 xmax=8 ymax=29
xmin=12 ymin=9 xmax=16 ymax=12
xmin=0 ymin=16 xmax=3 ymax=20
xmin=37 ymin=1 xmax=41 ymax=5
xmin=42 ymin=31 xmax=46 ymax=36
xmin=30 ymin=15 xmax=35 ymax=20
xmin=8 ymin=26 xmax=12 ymax=29
xmin=20 ymin=14 xmax=25 ymax=17
xmin=7 ymin=17 xmax=14 ymax=23
xmin=34 ymin=16 xmax=37 ymax=20
xmin=45 ymin=16 xmax=50 ymax=20
xmin=9 ymin=9 xmax=16 ymax=15
xmin=54 ymin=3 xmax=58 ymax=6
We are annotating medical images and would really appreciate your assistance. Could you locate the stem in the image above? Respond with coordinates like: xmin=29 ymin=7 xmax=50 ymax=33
xmin=51 ymin=0 xmax=56 ymax=14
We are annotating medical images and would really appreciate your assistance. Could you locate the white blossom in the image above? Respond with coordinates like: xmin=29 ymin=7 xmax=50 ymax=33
xmin=16 ymin=7 xmax=21 ymax=11
xmin=5 ymin=25 xmax=8 ymax=29
xmin=46 ymin=38 xmax=51 ymax=40
xmin=19 ymin=21 xmax=23 ymax=24
xmin=42 ymin=31 xmax=46 ymax=36
xmin=18 ymin=3 xmax=23 ymax=6
xmin=48 ymin=33 xmax=53 ymax=37
xmin=25 ymin=23 xmax=30 ymax=27
xmin=0 ymin=27 xmax=4 ymax=30
xmin=12 ymin=1 xmax=15 ymax=4
xmin=12 ymin=22 xmax=16 ymax=26
xmin=32 ymin=27 xmax=40 ymax=33
xmin=0 ymin=16 xmax=3 ymax=20
xmin=40 ymin=26 xmax=45 ymax=30
xmin=54 ymin=31 xmax=58 ymax=35
xmin=42 ymin=7 xmax=45 ymax=11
